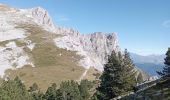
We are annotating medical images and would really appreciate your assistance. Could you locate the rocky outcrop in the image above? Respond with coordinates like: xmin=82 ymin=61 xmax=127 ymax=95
xmin=29 ymin=7 xmax=56 ymax=30
xmin=54 ymin=30 xmax=119 ymax=71
xmin=80 ymin=32 xmax=120 ymax=70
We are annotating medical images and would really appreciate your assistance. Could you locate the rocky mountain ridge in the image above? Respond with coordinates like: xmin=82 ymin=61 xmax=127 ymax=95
xmin=0 ymin=4 xmax=149 ymax=88
xmin=0 ymin=4 xmax=120 ymax=73
xmin=130 ymin=53 xmax=165 ymax=76
xmin=130 ymin=53 xmax=165 ymax=65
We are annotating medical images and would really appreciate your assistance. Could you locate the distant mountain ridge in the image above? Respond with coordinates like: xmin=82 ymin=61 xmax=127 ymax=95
xmin=130 ymin=53 xmax=165 ymax=76
xmin=130 ymin=53 xmax=165 ymax=64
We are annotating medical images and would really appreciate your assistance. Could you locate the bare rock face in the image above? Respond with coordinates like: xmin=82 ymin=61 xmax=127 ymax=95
xmin=80 ymin=32 xmax=120 ymax=70
xmin=54 ymin=28 xmax=120 ymax=71
xmin=30 ymin=7 xmax=55 ymax=29
xmin=82 ymin=32 xmax=119 ymax=62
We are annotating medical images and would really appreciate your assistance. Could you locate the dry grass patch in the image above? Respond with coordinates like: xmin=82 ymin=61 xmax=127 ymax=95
xmin=84 ymin=67 xmax=101 ymax=81
xmin=0 ymin=39 xmax=26 ymax=47
xmin=5 ymin=64 xmax=84 ymax=92
xmin=0 ymin=40 xmax=12 ymax=47
xmin=5 ymin=24 xmax=85 ymax=91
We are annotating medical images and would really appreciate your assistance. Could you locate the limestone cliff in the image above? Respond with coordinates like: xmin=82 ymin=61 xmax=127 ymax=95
xmin=0 ymin=4 xmax=149 ymax=83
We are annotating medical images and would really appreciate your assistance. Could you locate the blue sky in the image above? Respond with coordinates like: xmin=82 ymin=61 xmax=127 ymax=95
xmin=1 ymin=0 xmax=170 ymax=55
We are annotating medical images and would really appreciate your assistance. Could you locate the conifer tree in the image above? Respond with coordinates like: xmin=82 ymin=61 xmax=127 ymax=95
xmin=96 ymin=50 xmax=136 ymax=100
xmin=96 ymin=51 xmax=125 ymax=100
xmin=45 ymin=83 xmax=58 ymax=100
xmin=79 ymin=79 xmax=93 ymax=100
xmin=29 ymin=83 xmax=39 ymax=92
xmin=29 ymin=83 xmax=45 ymax=100
xmin=157 ymin=48 xmax=170 ymax=78
xmin=32 ymin=90 xmax=45 ymax=100
xmin=58 ymin=80 xmax=81 ymax=100
xmin=0 ymin=77 xmax=33 ymax=100
xmin=123 ymin=49 xmax=136 ymax=91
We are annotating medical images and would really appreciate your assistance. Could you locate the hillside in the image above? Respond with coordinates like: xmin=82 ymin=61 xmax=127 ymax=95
xmin=0 ymin=4 xmax=149 ymax=90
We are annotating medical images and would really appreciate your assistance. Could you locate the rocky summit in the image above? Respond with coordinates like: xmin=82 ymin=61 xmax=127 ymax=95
xmin=0 ymin=4 xmax=148 ymax=90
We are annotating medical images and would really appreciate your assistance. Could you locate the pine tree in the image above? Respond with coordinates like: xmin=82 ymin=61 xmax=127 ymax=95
xmin=29 ymin=83 xmax=46 ymax=100
xmin=95 ymin=50 xmax=136 ymax=100
xmin=0 ymin=77 xmax=33 ymax=100
xmin=96 ymin=51 xmax=125 ymax=100
xmin=123 ymin=49 xmax=136 ymax=92
xmin=79 ymin=79 xmax=93 ymax=100
xmin=29 ymin=83 xmax=39 ymax=92
xmin=58 ymin=80 xmax=81 ymax=100
xmin=32 ymin=90 xmax=45 ymax=100
xmin=45 ymin=83 xmax=58 ymax=100
xmin=157 ymin=48 xmax=170 ymax=78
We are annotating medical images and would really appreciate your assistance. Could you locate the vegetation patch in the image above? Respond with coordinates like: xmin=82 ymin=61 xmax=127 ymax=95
xmin=5 ymin=24 xmax=85 ymax=91
xmin=83 ymin=67 xmax=101 ymax=81
xmin=0 ymin=39 xmax=26 ymax=47
xmin=0 ymin=40 xmax=12 ymax=47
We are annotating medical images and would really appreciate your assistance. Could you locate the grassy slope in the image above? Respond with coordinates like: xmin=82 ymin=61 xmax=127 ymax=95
xmin=83 ymin=67 xmax=101 ymax=81
xmin=3 ymin=24 xmax=88 ymax=91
